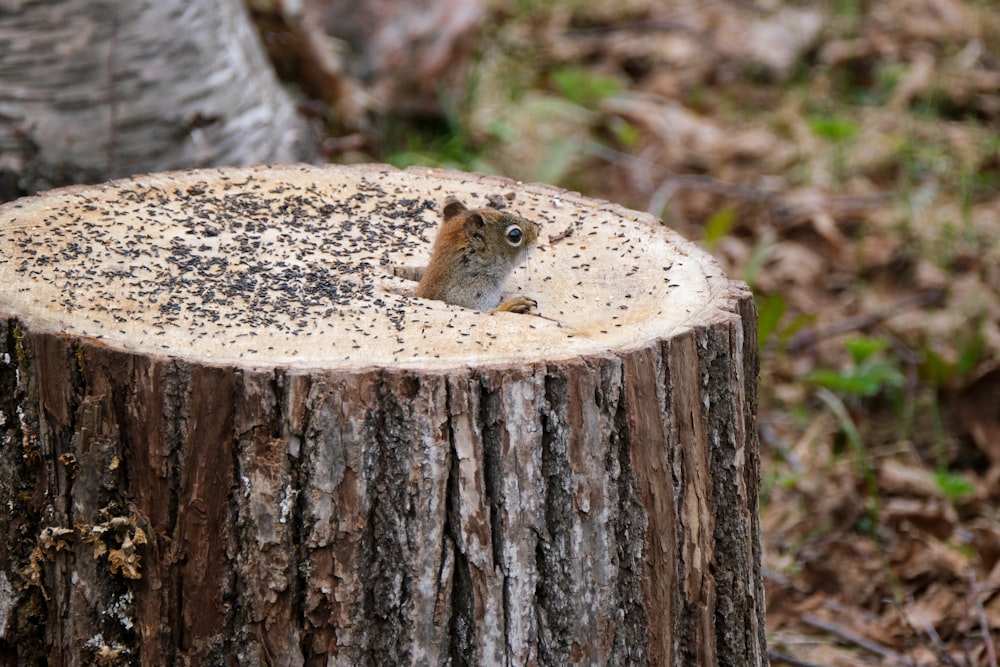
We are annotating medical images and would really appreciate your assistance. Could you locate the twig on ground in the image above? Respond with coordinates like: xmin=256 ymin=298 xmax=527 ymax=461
xmin=767 ymin=648 xmax=828 ymax=667
xmin=969 ymin=570 xmax=998 ymax=667
xmin=769 ymin=192 xmax=893 ymax=228
xmin=586 ymin=141 xmax=778 ymax=209
xmin=894 ymin=593 xmax=962 ymax=667
xmin=565 ymin=18 xmax=697 ymax=37
xmin=646 ymin=173 xmax=776 ymax=219
xmin=801 ymin=613 xmax=914 ymax=665
xmin=586 ymin=141 xmax=892 ymax=226
xmin=785 ymin=289 xmax=945 ymax=352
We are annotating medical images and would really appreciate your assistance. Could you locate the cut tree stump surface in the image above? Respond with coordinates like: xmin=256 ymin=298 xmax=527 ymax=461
xmin=0 ymin=164 xmax=765 ymax=666
xmin=0 ymin=164 xmax=733 ymax=369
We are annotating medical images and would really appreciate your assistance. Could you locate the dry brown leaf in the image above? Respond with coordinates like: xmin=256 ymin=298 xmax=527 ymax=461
xmin=886 ymin=0 xmax=974 ymax=42
xmin=893 ymin=530 xmax=969 ymax=583
xmin=888 ymin=51 xmax=936 ymax=113
xmin=799 ymin=537 xmax=886 ymax=606
xmin=602 ymin=95 xmax=785 ymax=170
xmin=902 ymin=581 xmax=965 ymax=637
xmin=912 ymin=258 xmax=949 ymax=291
xmin=882 ymin=497 xmax=957 ymax=539
xmin=796 ymin=644 xmax=871 ymax=667
xmin=877 ymin=459 xmax=941 ymax=497
xmin=753 ymin=241 xmax=830 ymax=292
xmin=953 ymin=368 xmax=1000 ymax=466
xmin=733 ymin=8 xmax=825 ymax=77
xmin=982 ymin=589 xmax=1000 ymax=630
xmin=969 ymin=518 xmax=1000 ymax=574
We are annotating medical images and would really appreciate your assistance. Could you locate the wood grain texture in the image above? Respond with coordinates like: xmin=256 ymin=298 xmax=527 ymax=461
xmin=0 ymin=165 xmax=765 ymax=665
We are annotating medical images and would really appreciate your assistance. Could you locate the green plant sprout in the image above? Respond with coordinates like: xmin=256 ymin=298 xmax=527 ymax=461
xmin=756 ymin=293 xmax=785 ymax=350
xmin=805 ymin=336 xmax=905 ymax=523
xmin=816 ymin=387 xmax=880 ymax=529
xmin=921 ymin=322 xmax=985 ymax=389
xmin=742 ymin=231 xmax=776 ymax=288
xmin=551 ymin=67 xmax=622 ymax=107
xmin=807 ymin=113 xmax=860 ymax=184
xmin=702 ymin=205 xmax=736 ymax=252
xmin=806 ymin=335 xmax=904 ymax=398
xmin=932 ymin=470 xmax=976 ymax=501
xmin=754 ymin=293 xmax=813 ymax=353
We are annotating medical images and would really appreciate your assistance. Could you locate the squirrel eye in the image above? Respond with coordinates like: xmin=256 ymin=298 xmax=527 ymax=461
xmin=505 ymin=224 xmax=523 ymax=246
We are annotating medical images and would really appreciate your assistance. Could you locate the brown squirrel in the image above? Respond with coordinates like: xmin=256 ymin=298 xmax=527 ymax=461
xmin=416 ymin=196 xmax=539 ymax=313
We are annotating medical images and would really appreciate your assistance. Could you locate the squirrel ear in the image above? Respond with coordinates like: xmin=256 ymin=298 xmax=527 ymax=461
xmin=442 ymin=197 xmax=467 ymax=221
xmin=463 ymin=212 xmax=487 ymax=251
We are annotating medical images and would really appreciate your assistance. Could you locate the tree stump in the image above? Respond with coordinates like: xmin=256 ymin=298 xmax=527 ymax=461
xmin=0 ymin=164 xmax=765 ymax=666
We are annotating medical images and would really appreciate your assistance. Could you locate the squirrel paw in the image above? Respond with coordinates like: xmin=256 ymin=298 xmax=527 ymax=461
xmin=492 ymin=296 xmax=537 ymax=314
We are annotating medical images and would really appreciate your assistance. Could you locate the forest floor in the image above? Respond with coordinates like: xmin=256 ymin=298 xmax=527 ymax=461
xmin=273 ymin=1 xmax=1000 ymax=664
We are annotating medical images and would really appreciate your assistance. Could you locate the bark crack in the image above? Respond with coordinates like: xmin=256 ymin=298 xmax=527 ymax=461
xmin=535 ymin=367 xmax=574 ymax=664
xmin=476 ymin=371 xmax=514 ymax=659
xmin=360 ymin=374 xmax=413 ymax=665
xmin=443 ymin=378 xmax=475 ymax=665
xmin=608 ymin=357 xmax=649 ymax=664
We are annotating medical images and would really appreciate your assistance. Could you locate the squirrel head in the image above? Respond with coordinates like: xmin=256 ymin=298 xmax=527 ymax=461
xmin=415 ymin=196 xmax=540 ymax=311
xmin=441 ymin=196 xmax=539 ymax=261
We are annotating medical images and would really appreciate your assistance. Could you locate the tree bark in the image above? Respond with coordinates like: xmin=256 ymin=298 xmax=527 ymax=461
xmin=0 ymin=0 xmax=313 ymax=201
xmin=0 ymin=164 xmax=766 ymax=665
